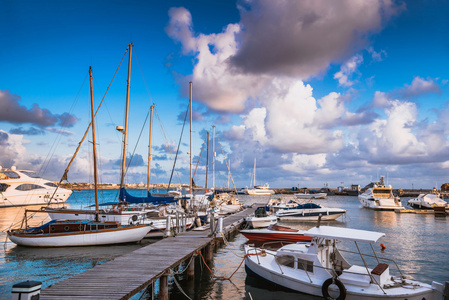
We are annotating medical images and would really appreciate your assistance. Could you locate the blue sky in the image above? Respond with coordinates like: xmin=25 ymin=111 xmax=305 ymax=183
xmin=1 ymin=0 xmax=449 ymax=190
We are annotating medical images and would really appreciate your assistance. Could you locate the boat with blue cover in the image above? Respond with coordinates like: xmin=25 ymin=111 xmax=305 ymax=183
xmin=275 ymin=202 xmax=346 ymax=221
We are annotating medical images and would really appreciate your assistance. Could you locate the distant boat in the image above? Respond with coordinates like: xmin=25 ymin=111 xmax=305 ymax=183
xmin=407 ymin=191 xmax=448 ymax=209
xmin=0 ymin=167 xmax=72 ymax=207
xmin=358 ymin=176 xmax=404 ymax=210
xmin=7 ymin=59 xmax=151 ymax=247
xmin=245 ymin=158 xmax=275 ymax=196
xmin=275 ymin=202 xmax=346 ymax=221
xmin=240 ymin=224 xmax=312 ymax=242
xmin=294 ymin=192 xmax=327 ymax=199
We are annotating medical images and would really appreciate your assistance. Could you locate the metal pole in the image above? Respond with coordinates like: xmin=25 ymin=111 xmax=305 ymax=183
xmin=212 ymin=125 xmax=215 ymax=190
xmin=89 ymin=67 xmax=99 ymax=222
xmin=189 ymin=82 xmax=193 ymax=194
xmin=205 ymin=131 xmax=209 ymax=189
xmin=147 ymin=105 xmax=154 ymax=193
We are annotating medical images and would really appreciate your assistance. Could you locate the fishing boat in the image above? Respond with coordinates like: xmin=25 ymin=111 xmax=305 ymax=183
xmin=244 ymin=225 xmax=447 ymax=299
xmin=358 ymin=176 xmax=404 ymax=210
xmin=240 ymin=224 xmax=312 ymax=242
xmin=7 ymin=62 xmax=151 ymax=247
xmin=0 ymin=166 xmax=72 ymax=207
xmin=245 ymin=158 xmax=275 ymax=196
xmin=407 ymin=191 xmax=448 ymax=209
xmin=244 ymin=207 xmax=277 ymax=228
xmin=275 ymin=202 xmax=346 ymax=221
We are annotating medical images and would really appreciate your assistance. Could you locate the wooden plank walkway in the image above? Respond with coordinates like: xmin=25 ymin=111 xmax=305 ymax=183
xmin=39 ymin=206 xmax=260 ymax=300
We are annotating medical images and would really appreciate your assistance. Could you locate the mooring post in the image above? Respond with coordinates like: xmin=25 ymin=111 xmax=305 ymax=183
xmin=159 ymin=274 xmax=169 ymax=300
xmin=205 ymin=242 xmax=214 ymax=264
xmin=216 ymin=217 xmax=224 ymax=238
xmin=11 ymin=280 xmax=41 ymax=300
xmin=182 ymin=214 xmax=186 ymax=232
xmin=164 ymin=215 xmax=172 ymax=237
xmin=176 ymin=212 xmax=179 ymax=234
xmin=187 ymin=254 xmax=196 ymax=280
xmin=210 ymin=213 xmax=215 ymax=235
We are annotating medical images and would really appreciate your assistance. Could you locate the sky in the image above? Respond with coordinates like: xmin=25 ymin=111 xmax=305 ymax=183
xmin=1 ymin=0 xmax=449 ymax=190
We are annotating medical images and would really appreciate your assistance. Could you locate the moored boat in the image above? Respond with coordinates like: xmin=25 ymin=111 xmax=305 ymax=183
xmin=244 ymin=225 xmax=447 ymax=299
xmin=358 ymin=176 xmax=404 ymax=210
xmin=240 ymin=224 xmax=312 ymax=242
xmin=244 ymin=207 xmax=277 ymax=228
xmin=408 ymin=192 xmax=448 ymax=209
xmin=275 ymin=202 xmax=346 ymax=221
xmin=294 ymin=192 xmax=327 ymax=199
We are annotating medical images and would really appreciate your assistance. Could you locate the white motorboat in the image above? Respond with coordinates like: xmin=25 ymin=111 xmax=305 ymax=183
xmin=245 ymin=225 xmax=447 ymax=300
xmin=0 ymin=166 xmax=72 ymax=207
xmin=294 ymin=192 xmax=327 ymax=199
xmin=245 ymin=158 xmax=275 ymax=196
xmin=210 ymin=192 xmax=242 ymax=215
xmin=408 ymin=193 xmax=448 ymax=209
xmin=358 ymin=176 xmax=404 ymax=210
xmin=275 ymin=202 xmax=346 ymax=221
xmin=245 ymin=207 xmax=277 ymax=228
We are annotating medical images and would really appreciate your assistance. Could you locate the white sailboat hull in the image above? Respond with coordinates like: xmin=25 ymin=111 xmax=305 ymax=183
xmin=7 ymin=225 xmax=151 ymax=247
xmin=245 ymin=215 xmax=277 ymax=228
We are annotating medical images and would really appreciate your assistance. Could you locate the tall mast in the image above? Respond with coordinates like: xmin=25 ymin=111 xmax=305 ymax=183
xmin=89 ymin=67 xmax=99 ymax=221
xmin=212 ymin=125 xmax=215 ymax=190
xmin=120 ymin=43 xmax=133 ymax=188
xmin=254 ymin=158 xmax=256 ymax=187
xmin=205 ymin=131 xmax=209 ymax=189
xmin=147 ymin=105 xmax=154 ymax=193
xmin=189 ymin=82 xmax=193 ymax=193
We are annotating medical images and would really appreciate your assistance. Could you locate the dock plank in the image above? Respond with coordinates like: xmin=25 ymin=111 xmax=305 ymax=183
xmin=39 ymin=206 xmax=258 ymax=300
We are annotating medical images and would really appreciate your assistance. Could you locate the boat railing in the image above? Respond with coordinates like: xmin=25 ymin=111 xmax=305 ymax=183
xmin=338 ymin=248 xmax=404 ymax=278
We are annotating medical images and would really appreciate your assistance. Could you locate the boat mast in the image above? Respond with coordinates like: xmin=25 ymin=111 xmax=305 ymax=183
xmin=205 ymin=131 xmax=209 ymax=189
xmin=120 ymin=43 xmax=133 ymax=189
xmin=147 ymin=105 xmax=154 ymax=193
xmin=89 ymin=66 xmax=99 ymax=221
xmin=189 ymin=81 xmax=193 ymax=194
xmin=212 ymin=125 xmax=215 ymax=191
xmin=254 ymin=158 xmax=256 ymax=187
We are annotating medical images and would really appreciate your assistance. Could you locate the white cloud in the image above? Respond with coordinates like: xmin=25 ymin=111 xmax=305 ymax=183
xmin=398 ymin=76 xmax=442 ymax=98
xmin=334 ymin=54 xmax=363 ymax=87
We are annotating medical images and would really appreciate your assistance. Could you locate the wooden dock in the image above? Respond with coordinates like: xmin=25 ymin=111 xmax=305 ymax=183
xmin=39 ymin=206 xmax=259 ymax=300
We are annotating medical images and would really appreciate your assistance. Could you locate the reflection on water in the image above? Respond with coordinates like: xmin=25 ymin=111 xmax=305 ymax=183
xmin=0 ymin=193 xmax=448 ymax=298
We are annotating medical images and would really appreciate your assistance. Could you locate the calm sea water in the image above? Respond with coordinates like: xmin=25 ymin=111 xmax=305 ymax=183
xmin=1 ymin=191 xmax=448 ymax=299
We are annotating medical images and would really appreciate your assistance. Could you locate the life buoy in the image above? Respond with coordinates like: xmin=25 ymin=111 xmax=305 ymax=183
xmin=112 ymin=204 xmax=123 ymax=213
xmin=322 ymin=278 xmax=346 ymax=300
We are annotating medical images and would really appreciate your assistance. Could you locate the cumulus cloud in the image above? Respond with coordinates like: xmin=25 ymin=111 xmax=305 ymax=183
xmin=0 ymin=90 xmax=78 ymax=128
xmin=334 ymin=54 xmax=363 ymax=87
xmin=398 ymin=76 xmax=442 ymax=98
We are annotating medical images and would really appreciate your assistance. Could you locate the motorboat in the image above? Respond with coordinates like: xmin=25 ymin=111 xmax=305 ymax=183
xmin=244 ymin=225 xmax=447 ymax=300
xmin=0 ymin=166 xmax=72 ymax=207
xmin=358 ymin=176 xmax=404 ymax=210
xmin=267 ymin=197 xmax=299 ymax=213
xmin=240 ymin=224 xmax=312 ymax=242
xmin=408 ymin=193 xmax=448 ymax=209
xmin=210 ymin=192 xmax=242 ymax=215
xmin=294 ymin=192 xmax=327 ymax=199
xmin=275 ymin=202 xmax=346 ymax=221
xmin=244 ymin=207 xmax=277 ymax=228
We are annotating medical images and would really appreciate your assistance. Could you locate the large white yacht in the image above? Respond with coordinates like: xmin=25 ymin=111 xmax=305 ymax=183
xmin=358 ymin=176 xmax=404 ymax=210
xmin=246 ymin=184 xmax=275 ymax=196
xmin=0 ymin=166 xmax=72 ymax=207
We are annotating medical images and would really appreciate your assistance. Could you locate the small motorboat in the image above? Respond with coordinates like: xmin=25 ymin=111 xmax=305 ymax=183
xmin=244 ymin=225 xmax=447 ymax=300
xmin=408 ymin=193 xmax=448 ymax=209
xmin=245 ymin=207 xmax=277 ymax=228
xmin=240 ymin=224 xmax=312 ymax=242
xmin=275 ymin=202 xmax=346 ymax=221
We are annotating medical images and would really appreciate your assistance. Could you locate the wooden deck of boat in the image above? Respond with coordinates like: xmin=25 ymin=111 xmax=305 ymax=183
xmin=39 ymin=205 xmax=261 ymax=300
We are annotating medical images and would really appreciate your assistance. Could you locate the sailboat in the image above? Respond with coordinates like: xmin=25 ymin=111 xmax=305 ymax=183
xmin=7 ymin=64 xmax=151 ymax=247
xmin=245 ymin=158 xmax=275 ymax=196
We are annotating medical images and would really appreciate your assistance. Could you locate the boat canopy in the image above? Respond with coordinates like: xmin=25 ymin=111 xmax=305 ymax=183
xmin=305 ymin=226 xmax=385 ymax=243
xmin=119 ymin=188 xmax=178 ymax=205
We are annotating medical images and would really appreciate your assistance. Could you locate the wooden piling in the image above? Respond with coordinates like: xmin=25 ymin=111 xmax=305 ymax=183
xmin=159 ymin=274 xmax=169 ymax=300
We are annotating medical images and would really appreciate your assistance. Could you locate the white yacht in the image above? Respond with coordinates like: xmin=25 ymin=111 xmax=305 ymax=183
xmin=358 ymin=177 xmax=403 ymax=210
xmin=246 ymin=184 xmax=275 ymax=196
xmin=0 ymin=166 xmax=72 ymax=207
xmin=407 ymin=191 xmax=448 ymax=209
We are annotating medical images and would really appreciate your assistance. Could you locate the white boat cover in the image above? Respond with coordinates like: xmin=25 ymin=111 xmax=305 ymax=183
xmin=305 ymin=226 xmax=385 ymax=243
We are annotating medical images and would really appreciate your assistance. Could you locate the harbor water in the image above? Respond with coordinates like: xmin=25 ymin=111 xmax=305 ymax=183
xmin=1 ymin=190 xmax=449 ymax=299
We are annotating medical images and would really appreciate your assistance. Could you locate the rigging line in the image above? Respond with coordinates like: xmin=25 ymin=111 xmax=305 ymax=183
xmin=168 ymin=102 xmax=190 ymax=189
xmin=124 ymin=110 xmax=150 ymax=180
xmin=193 ymin=135 xmax=206 ymax=181
xmin=37 ymin=71 xmax=89 ymax=179
xmin=216 ymin=136 xmax=238 ymax=193
xmin=48 ymin=47 xmax=129 ymax=203
xmin=134 ymin=49 xmax=155 ymax=105
xmin=154 ymin=107 xmax=183 ymax=184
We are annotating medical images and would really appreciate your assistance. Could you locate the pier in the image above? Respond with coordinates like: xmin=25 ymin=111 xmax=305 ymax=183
xmin=38 ymin=206 xmax=259 ymax=300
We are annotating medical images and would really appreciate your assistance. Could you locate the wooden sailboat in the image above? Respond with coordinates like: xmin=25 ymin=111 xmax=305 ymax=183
xmin=7 ymin=65 xmax=151 ymax=247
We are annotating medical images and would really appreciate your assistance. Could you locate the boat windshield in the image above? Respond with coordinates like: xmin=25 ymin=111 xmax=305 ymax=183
xmin=372 ymin=188 xmax=392 ymax=197
xmin=20 ymin=171 xmax=41 ymax=178
xmin=0 ymin=171 xmax=20 ymax=179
